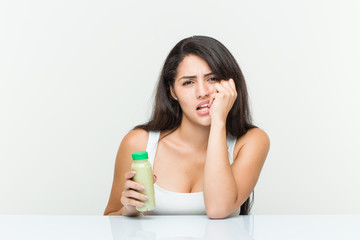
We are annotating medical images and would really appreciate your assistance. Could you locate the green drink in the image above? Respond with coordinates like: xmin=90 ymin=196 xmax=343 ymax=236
xmin=131 ymin=151 xmax=155 ymax=212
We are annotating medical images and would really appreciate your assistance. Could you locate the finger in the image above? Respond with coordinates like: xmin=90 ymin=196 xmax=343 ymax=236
xmin=222 ymin=78 xmax=235 ymax=88
xmin=220 ymin=78 xmax=236 ymax=93
xmin=220 ymin=79 xmax=237 ymax=97
xmin=121 ymin=196 xmax=145 ymax=208
xmin=209 ymin=84 xmax=217 ymax=107
xmin=209 ymin=92 xmax=218 ymax=108
xmin=228 ymin=78 xmax=236 ymax=90
xmin=124 ymin=179 xmax=146 ymax=191
xmin=123 ymin=189 xmax=150 ymax=201
xmin=124 ymin=171 xmax=136 ymax=180
xmin=214 ymin=82 xmax=231 ymax=96
xmin=225 ymin=79 xmax=237 ymax=97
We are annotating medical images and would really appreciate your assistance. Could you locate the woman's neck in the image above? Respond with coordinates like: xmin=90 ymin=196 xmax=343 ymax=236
xmin=174 ymin=121 xmax=211 ymax=150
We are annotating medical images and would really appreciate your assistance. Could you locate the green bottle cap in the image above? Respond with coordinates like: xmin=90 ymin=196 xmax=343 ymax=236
xmin=132 ymin=151 xmax=148 ymax=160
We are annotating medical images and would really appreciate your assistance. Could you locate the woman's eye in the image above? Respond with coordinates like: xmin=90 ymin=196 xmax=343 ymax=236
xmin=208 ymin=77 xmax=219 ymax=82
xmin=182 ymin=81 xmax=193 ymax=86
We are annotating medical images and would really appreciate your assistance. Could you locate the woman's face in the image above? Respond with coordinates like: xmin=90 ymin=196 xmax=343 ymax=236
xmin=171 ymin=54 xmax=219 ymax=127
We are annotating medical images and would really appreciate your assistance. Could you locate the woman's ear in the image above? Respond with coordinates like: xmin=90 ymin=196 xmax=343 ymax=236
xmin=170 ymin=85 xmax=178 ymax=100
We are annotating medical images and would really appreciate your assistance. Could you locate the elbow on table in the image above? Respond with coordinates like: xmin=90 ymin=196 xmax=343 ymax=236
xmin=206 ymin=207 xmax=231 ymax=219
xmin=206 ymin=212 xmax=229 ymax=219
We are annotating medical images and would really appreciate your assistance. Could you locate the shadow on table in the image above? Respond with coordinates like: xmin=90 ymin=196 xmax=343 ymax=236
xmin=108 ymin=215 xmax=254 ymax=240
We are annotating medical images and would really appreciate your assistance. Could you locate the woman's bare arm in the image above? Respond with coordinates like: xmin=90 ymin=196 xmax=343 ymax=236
xmin=104 ymin=129 xmax=148 ymax=215
xmin=204 ymin=127 xmax=269 ymax=218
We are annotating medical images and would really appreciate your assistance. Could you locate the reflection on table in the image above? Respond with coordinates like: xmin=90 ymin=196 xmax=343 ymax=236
xmin=108 ymin=215 xmax=254 ymax=240
xmin=0 ymin=214 xmax=359 ymax=239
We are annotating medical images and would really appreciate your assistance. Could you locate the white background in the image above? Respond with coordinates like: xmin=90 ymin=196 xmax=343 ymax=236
xmin=1 ymin=0 xmax=359 ymax=215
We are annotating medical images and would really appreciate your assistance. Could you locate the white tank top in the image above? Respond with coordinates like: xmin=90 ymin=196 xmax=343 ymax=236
xmin=145 ymin=131 xmax=241 ymax=216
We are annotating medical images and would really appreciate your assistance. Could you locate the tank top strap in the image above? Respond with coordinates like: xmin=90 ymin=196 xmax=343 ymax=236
xmin=226 ymin=133 xmax=237 ymax=164
xmin=146 ymin=131 xmax=160 ymax=165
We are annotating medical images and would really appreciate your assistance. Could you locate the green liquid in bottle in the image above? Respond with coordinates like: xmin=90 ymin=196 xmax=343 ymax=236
xmin=131 ymin=151 xmax=155 ymax=212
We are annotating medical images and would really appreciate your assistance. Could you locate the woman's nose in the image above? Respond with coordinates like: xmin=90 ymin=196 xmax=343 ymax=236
xmin=196 ymin=80 xmax=211 ymax=99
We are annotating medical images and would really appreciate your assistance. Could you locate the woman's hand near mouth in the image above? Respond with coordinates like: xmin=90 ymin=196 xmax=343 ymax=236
xmin=209 ymin=78 xmax=237 ymax=124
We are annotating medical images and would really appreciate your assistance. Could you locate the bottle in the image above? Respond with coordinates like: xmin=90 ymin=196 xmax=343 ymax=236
xmin=131 ymin=151 xmax=155 ymax=212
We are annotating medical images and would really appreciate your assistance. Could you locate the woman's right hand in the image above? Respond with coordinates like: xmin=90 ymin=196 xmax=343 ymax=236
xmin=120 ymin=171 xmax=156 ymax=216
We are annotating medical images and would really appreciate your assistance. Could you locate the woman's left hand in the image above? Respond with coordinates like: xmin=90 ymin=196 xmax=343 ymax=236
xmin=209 ymin=78 xmax=237 ymax=124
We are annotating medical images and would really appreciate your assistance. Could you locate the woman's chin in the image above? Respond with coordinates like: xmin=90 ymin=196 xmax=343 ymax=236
xmin=198 ymin=117 xmax=212 ymax=127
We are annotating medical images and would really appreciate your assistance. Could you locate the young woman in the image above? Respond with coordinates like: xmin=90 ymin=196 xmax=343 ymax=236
xmin=104 ymin=36 xmax=270 ymax=219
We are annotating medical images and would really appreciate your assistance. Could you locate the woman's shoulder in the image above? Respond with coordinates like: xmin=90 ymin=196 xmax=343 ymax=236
xmin=120 ymin=128 xmax=149 ymax=152
xmin=242 ymin=128 xmax=270 ymax=144
xmin=234 ymin=128 xmax=270 ymax=159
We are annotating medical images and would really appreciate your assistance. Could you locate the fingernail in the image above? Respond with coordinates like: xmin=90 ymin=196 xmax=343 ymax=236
xmin=131 ymin=171 xmax=136 ymax=174
xmin=141 ymin=185 xmax=146 ymax=190
xmin=144 ymin=195 xmax=150 ymax=200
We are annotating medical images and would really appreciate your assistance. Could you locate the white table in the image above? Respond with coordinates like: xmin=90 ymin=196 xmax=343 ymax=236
xmin=0 ymin=215 xmax=359 ymax=239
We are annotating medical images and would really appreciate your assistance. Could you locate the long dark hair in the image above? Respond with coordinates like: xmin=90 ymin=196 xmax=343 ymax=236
xmin=135 ymin=36 xmax=256 ymax=214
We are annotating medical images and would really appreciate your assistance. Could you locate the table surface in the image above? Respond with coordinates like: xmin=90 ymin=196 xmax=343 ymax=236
xmin=0 ymin=214 xmax=359 ymax=240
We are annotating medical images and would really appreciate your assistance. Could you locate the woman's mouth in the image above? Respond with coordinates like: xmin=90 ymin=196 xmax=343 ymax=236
xmin=196 ymin=101 xmax=210 ymax=115
xmin=196 ymin=103 xmax=209 ymax=111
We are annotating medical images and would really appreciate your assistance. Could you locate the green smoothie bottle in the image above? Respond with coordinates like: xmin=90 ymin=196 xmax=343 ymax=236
xmin=131 ymin=151 xmax=155 ymax=212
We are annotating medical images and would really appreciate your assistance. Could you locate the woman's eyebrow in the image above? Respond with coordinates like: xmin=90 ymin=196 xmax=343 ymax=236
xmin=178 ymin=72 xmax=214 ymax=81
